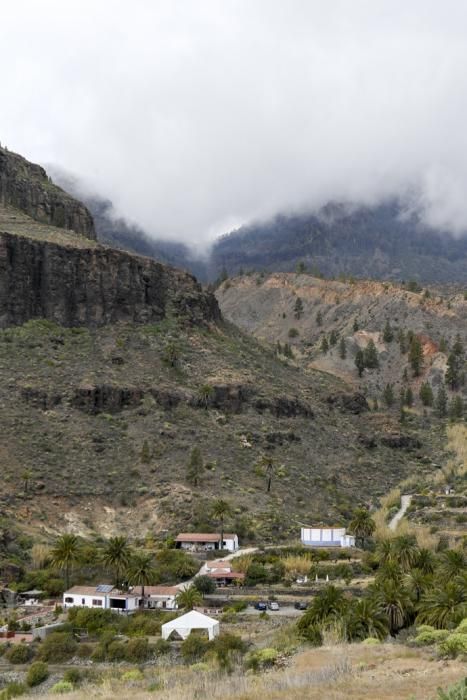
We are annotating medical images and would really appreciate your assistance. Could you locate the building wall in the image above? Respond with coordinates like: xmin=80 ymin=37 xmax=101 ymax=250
xmin=146 ymin=595 xmax=178 ymax=610
xmin=63 ymin=593 xmax=106 ymax=609
xmin=301 ymin=527 xmax=349 ymax=547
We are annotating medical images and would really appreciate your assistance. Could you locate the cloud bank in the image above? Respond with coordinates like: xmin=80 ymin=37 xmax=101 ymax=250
xmin=2 ymin=1 xmax=467 ymax=247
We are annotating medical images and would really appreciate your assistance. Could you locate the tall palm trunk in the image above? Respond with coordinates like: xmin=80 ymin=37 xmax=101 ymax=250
xmin=220 ymin=517 xmax=224 ymax=551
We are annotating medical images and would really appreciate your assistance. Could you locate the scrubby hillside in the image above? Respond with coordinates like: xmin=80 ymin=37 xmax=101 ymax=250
xmin=217 ymin=272 xmax=467 ymax=411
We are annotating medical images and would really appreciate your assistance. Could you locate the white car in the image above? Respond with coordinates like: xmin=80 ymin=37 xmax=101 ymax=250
xmin=268 ymin=601 xmax=280 ymax=611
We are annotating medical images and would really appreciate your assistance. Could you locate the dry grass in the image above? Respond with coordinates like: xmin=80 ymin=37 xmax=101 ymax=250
xmin=446 ymin=424 xmax=467 ymax=477
xmin=30 ymin=643 xmax=466 ymax=700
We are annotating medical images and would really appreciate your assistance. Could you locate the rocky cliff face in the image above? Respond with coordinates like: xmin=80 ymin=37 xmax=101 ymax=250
xmin=0 ymin=147 xmax=95 ymax=239
xmin=0 ymin=231 xmax=220 ymax=328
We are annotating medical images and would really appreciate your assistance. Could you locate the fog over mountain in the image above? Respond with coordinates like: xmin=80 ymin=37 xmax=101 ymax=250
xmin=3 ymin=2 xmax=467 ymax=250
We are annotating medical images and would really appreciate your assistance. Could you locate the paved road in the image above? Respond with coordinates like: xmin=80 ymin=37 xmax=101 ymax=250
xmin=389 ymin=494 xmax=412 ymax=531
xmin=242 ymin=606 xmax=303 ymax=617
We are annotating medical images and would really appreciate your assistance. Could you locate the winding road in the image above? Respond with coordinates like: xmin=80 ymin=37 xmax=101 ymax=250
xmin=389 ymin=494 xmax=412 ymax=531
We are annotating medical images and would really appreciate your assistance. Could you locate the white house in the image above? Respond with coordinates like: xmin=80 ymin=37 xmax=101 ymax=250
xmin=175 ymin=533 xmax=239 ymax=553
xmin=63 ymin=585 xmax=140 ymax=613
xmin=301 ymin=527 xmax=355 ymax=548
xmin=131 ymin=586 xmax=178 ymax=610
xmin=161 ymin=610 xmax=220 ymax=641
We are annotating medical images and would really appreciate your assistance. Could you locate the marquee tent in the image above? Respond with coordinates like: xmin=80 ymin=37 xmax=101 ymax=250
xmin=161 ymin=610 xmax=220 ymax=641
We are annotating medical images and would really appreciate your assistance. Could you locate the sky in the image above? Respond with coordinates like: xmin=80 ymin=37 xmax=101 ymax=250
xmin=2 ymin=1 xmax=467 ymax=248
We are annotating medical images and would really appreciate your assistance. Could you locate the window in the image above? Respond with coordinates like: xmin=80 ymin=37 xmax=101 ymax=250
xmin=92 ymin=599 xmax=103 ymax=606
xmin=81 ymin=598 xmax=85 ymax=605
xmin=64 ymin=597 xmax=73 ymax=604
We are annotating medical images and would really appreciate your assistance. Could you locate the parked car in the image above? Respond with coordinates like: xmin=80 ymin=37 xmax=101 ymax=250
xmin=254 ymin=601 xmax=267 ymax=611
xmin=268 ymin=601 xmax=280 ymax=611
xmin=294 ymin=601 xmax=308 ymax=610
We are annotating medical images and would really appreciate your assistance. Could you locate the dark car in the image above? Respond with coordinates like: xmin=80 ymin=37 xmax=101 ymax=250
xmin=254 ymin=601 xmax=267 ymax=611
xmin=294 ymin=601 xmax=309 ymax=610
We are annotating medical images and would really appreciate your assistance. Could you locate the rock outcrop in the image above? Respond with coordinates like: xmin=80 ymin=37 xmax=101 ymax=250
xmin=0 ymin=232 xmax=220 ymax=328
xmin=0 ymin=146 xmax=95 ymax=238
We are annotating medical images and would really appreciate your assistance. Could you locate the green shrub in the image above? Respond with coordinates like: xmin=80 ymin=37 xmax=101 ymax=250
xmin=190 ymin=662 xmax=210 ymax=671
xmin=76 ymin=643 xmax=93 ymax=658
xmin=106 ymin=640 xmax=126 ymax=661
xmin=230 ymin=600 xmax=248 ymax=612
xmin=124 ymin=637 xmax=151 ymax=663
xmin=38 ymin=632 xmax=77 ymax=662
xmin=0 ymin=682 xmax=26 ymax=699
xmin=193 ymin=575 xmax=216 ymax=595
xmin=438 ymin=633 xmax=467 ymax=658
xmin=362 ymin=637 xmax=381 ymax=646
xmin=455 ymin=619 xmax=467 ymax=634
xmin=51 ymin=681 xmax=73 ymax=694
xmin=245 ymin=647 xmax=278 ymax=672
xmin=153 ymin=638 xmax=171 ymax=655
xmin=414 ymin=629 xmax=449 ymax=646
xmin=63 ymin=668 xmax=83 ymax=686
xmin=181 ymin=633 xmax=211 ymax=662
xmin=26 ymin=661 xmax=49 ymax=687
xmin=299 ymin=623 xmax=322 ymax=647
xmin=121 ymin=669 xmax=144 ymax=682
xmin=6 ymin=643 xmax=33 ymax=664
xmin=438 ymin=678 xmax=467 ymax=700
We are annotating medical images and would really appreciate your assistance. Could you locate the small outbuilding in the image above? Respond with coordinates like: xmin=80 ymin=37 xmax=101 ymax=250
xmin=161 ymin=610 xmax=220 ymax=641
xmin=301 ymin=527 xmax=355 ymax=548
xmin=175 ymin=533 xmax=239 ymax=552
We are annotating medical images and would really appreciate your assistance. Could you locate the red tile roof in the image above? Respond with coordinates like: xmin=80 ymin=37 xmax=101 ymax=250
xmin=207 ymin=571 xmax=245 ymax=580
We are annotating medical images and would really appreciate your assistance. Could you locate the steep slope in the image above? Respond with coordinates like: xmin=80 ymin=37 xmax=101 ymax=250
xmin=217 ymin=273 xmax=467 ymax=407
xmin=211 ymin=202 xmax=467 ymax=283
xmin=0 ymin=146 xmax=95 ymax=239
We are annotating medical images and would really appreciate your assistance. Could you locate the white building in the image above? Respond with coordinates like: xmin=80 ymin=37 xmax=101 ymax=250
xmin=131 ymin=586 xmax=179 ymax=610
xmin=63 ymin=585 xmax=140 ymax=613
xmin=204 ymin=560 xmax=245 ymax=586
xmin=301 ymin=527 xmax=355 ymax=548
xmin=175 ymin=533 xmax=239 ymax=553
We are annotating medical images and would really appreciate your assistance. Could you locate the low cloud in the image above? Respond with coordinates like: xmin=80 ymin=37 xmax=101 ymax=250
xmin=2 ymin=1 xmax=467 ymax=248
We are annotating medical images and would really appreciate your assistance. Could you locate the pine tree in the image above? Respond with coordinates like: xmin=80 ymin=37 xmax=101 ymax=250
xmin=419 ymin=382 xmax=434 ymax=407
xmin=140 ymin=440 xmax=151 ymax=464
xmin=363 ymin=339 xmax=379 ymax=369
xmin=383 ymin=383 xmax=395 ymax=407
xmin=449 ymin=395 xmax=464 ymax=420
xmin=339 ymin=337 xmax=347 ymax=359
xmin=435 ymin=385 xmax=448 ymax=418
xmin=316 ymin=311 xmax=323 ymax=326
xmin=353 ymin=317 xmax=359 ymax=332
xmin=398 ymin=329 xmax=408 ymax=354
xmin=294 ymin=297 xmax=304 ymax=319
xmin=453 ymin=334 xmax=464 ymax=358
xmin=321 ymin=336 xmax=329 ymax=354
xmin=409 ymin=336 xmax=423 ymax=376
xmin=355 ymin=349 xmax=365 ymax=377
xmin=405 ymin=387 xmax=414 ymax=407
xmin=439 ymin=337 xmax=448 ymax=353
xmin=383 ymin=320 xmax=394 ymax=343
xmin=186 ymin=447 xmax=204 ymax=487
xmin=296 ymin=261 xmax=307 ymax=274
xmin=446 ymin=352 xmax=460 ymax=390
xmin=329 ymin=330 xmax=338 ymax=346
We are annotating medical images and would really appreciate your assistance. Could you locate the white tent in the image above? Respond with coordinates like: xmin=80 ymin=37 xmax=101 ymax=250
xmin=161 ymin=610 xmax=220 ymax=641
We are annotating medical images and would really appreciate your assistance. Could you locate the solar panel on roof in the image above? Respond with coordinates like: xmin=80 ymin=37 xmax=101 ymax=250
xmin=96 ymin=584 xmax=113 ymax=593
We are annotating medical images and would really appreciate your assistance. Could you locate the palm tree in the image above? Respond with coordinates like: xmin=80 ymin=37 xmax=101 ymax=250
xmin=371 ymin=580 xmax=413 ymax=636
xmin=261 ymin=455 xmax=274 ymax=493
xmin=100 ymin=536 xmax=131 ymax=588
xmin=416 ymin=548 xmax=437 ymax=575
xmin=375 ymin=539 xmax=394 ymax=566
xmin=50 ymin=534 xmax=81 ymax=589
xmin=375 ymin=560 xmax=403 ymax=585
xmin=21 ymin=470 xmax=32 ymax=496
xmin=417 ymin=582 xmax=466 ymax=629
xmin=211 ymin=499 xmax=232 ymax=551
xmin=199 ymin=384 xmax=214 ymax=409
xmin=346 ymin=598 xmax=389 ymax=641
xmin=299 ymin=585 xmax=347 ymax=628
xmin=438 ymin=549 xmax=466 ymax=580
xmin=348 ymin=508 xmax=376 ymax=549
xmin=126 ymin=552 xmax=156 ymax=603
xmin=176 ymin=585 xmax=203 ymax=610
xmin=391 ymin=534 xmax=420 ymax=572
xmin=404 ymin=569 xmax=432 ymax=604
